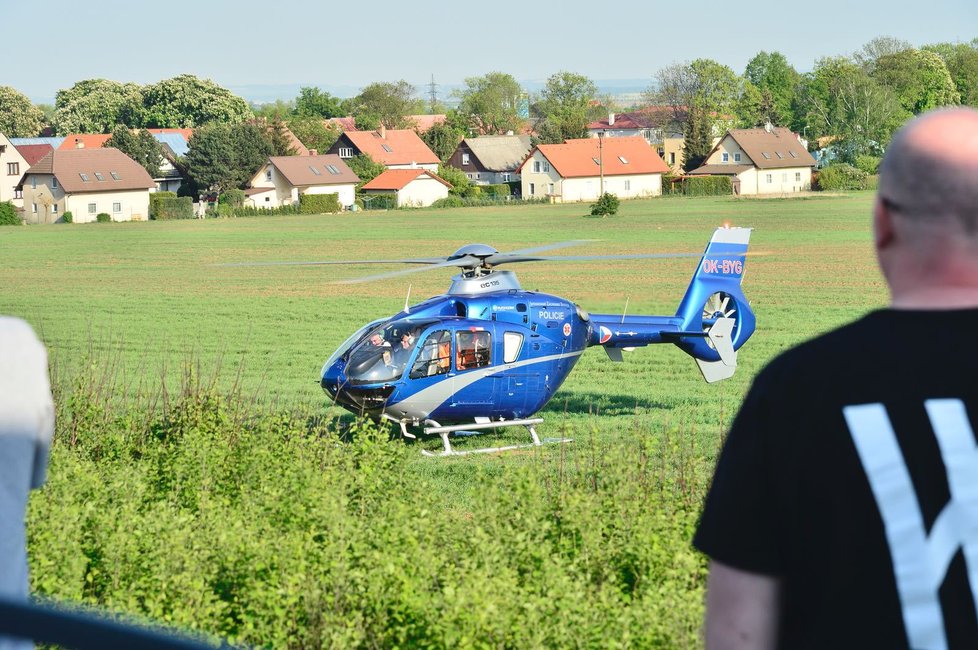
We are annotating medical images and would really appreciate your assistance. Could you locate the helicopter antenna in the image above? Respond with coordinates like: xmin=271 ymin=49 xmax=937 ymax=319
xmin=621 ymin=297 xmax=630 ymax=324
xmin=404 ymin=284 xmax=412 ymax=313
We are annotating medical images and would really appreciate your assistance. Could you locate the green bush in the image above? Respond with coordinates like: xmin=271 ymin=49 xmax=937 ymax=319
xmin=591 ymin=192 xmax=620 ymax=216
xmin=152 ymin=196 xmax=194 ymax=220
xmin=462 ymin=184 xmax=482 ymax=198
xmin=430 ymin=195 xmax=465 ymax=209
xmin=96 ymin=213 xmax=111 ymax=223
xmin=437 ymin=164 xmax=469 ymax=196
xmin=62 ymin=211 xmax=73 ymax=224
xmin=219 ymin=189 xmax=246 ymax=208
xmin=854 ymin=155 xmax=881 ymax=175
xmin=815 ymin=164 xmax=868 ymax=191
xmin=0 ymin=201 xmax=21 ymax=225
xmin=681 ymin=176 xmax=732 ymax=197
xmin=483 ymin=183 xmax=512 ymax=198
xmin=219 ymin=204 xmax=302 ymax=217
xmin=149 ymin=191 xmax=177 ymax=219
xmin=299 ymin=193 xmax=341 ymax=214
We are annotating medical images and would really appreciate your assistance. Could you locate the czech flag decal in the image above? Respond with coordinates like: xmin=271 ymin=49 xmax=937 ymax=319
xmin=599 ymin=326 xmax=612 ymax=344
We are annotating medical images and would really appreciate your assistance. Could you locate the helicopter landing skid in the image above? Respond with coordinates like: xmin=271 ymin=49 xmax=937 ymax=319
xmin=419 ymin=418 xmax=570 ymax=457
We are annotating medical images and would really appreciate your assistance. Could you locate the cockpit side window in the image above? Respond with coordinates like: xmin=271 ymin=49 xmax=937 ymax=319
xmin=409 ymin=330 xmax=452 ymax=379
xmin=456 ymin=330 xmax=491 ymax=371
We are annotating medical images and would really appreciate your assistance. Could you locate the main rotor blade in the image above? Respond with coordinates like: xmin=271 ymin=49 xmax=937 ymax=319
xmin=334 ymin=259 xmax=467 ymax=285
xmin=503 ymin=240 xmax=596 ymax=256
xmin=498 ymin=251 xmax=759 ymax=263
xmin=217 ymin=257 xmax=447 ymax=268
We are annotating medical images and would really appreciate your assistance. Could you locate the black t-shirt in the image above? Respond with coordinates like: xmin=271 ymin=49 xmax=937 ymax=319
xmin=695 ymin=309 xmax=978 ymax=649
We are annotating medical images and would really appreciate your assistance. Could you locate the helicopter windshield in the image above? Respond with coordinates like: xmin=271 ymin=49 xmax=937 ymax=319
xmin=344 ymin=319 xmax=436 ymax=385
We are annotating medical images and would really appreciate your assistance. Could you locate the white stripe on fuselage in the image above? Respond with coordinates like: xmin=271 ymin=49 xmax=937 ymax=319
xmin=387 ymin=349 xmax=585 ymax=420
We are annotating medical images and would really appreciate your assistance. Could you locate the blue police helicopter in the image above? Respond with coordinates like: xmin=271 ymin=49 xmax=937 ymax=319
xmin=313 ymin=227 xmax=755 ymax=456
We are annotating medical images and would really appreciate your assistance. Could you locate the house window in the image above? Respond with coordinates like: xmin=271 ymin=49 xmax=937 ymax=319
xmin=309 ymin=166 xmax=322 ymax=175
xmin=761 ymin=152 xmax=771 ymax=159
xmin=52 ymin=203 xmax=58 ymax=213
xmin=13 ymin=188 xmax=22 ymax=199
xmin=618 ymin=156 xmax=628 ymax=164
xmin=766 ymin=174 xmax=772 ymax=183
xmin=52 ymin=177 xmax=58 ymax=188
xmin=0 ymin=145 xmax=5 ymax=153
xmin=734 ymin=153 xmax=741 ymax=162
xmin=722 ymin=152 xmax=729 ymax=162
xmin=789 ymin=151 xmax=798 ymax=159
xmin=265 ymin=196 xmax=270 ymax=202
xmin=265 ymin=169 xmax=272 ymax=181
xmin=658 ymin=148 xmax=665 ymax=157
xmin=88 ymin=203 xmax=96 ymax=214
xmin=543 ymin=162 xmax=550 ymax=172
xmin=592 ymin=157 xmax=600 ymax=165
xmin=79 ymin=173 xmax=90 ymax=182
xmin=501 ymin=173 xmax=510 ymax=182
xmin=624 ymin=180 xmax=631 ymax=191
xmin=795 ymin=172 xmax=801 ymax=182
xmin=669 ymin=152 xmax=676 ymax=165
xmin=94 ymin=172 xmax=104 ymax=181
xmin=338 ymin=147 xmax=353 ymax=158
xmin=475 ymin=173 xmax=480 ymax=180
xmin=31 ymin=203 xmax=37 ymax=213
xmin=462 ymin=153 xmax=470 ymax=165
xmin=6 ymin=162 xmax=18 ymax=175
xmin=529 ymin=182 xmax=535 ymax=196
xmin=776 ymin=152 xmax=784 ymax=159
xmin=533 ymin=161 xmax=541 ymax=173
xmin=113 ymin=202 xmax=121 ymax=213
xmin=110 ymin=171 xmax=120 ymax=180
xmin=381 ymin=144 xmax=393 ymax=153
xmin=782 ymin=173 xmax=787 ymax=182
xmin=466 ymin=173 xmax=473 ymax=179
xmin=326 ymin=165 xmax=340 ymax=175
xmin=548 ymin=183 xmax=554 ymax=194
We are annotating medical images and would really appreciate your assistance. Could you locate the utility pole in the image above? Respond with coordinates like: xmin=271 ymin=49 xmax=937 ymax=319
xmin=598 ymin=130 xmax=605 ymax=196
xmin=428 ymin=74 xmax=438 ymax=114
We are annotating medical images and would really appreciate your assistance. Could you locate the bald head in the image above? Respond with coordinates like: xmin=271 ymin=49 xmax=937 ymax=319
xmin=878 ymin=107 xmax=978 ymax=233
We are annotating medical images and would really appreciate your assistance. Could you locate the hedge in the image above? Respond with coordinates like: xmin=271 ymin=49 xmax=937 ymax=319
xmin=0 ymin=201 xmax=20 ymax=225
xmin=217 ymin=204 xmax=302 ymax=217
xmin=299 ymin=193 xmax=341 ymax=214
xmin=681 ymin=176 xmax=733 ymax=197
xmin=815 ymin=164 xmax=868 ymax=191
xmin=152 ymin=196 xmax=194 ymax=220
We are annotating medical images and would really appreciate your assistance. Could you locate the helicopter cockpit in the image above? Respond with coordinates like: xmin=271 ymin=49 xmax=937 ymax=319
xmin=344 ymin=319 xmax=439 ymax=385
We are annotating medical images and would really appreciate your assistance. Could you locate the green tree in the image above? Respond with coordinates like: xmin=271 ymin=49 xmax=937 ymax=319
xmin=0 ymin=86 xmax=44 ymax=137
xmin=349 ymin=81 xmax=420 ymax=130
xmin=800 ymin=57 xmax=908 ymax=160
xmin=421 ymin=117 xmax=465 ymax=162
xmin=53 ymin=79 xmax=144 ymax=134
xmin=873 ymin=49 xmax=960 ymax=114
xmin=104 ymin=126 xmax=164 ymax=178
xmin=535 ymin=71 xmax=597 ymax=144
xmin=252 ymin=99 xmax=295 ymax=120
xmin=185 ymin=122 xmax=273 ymax=194
xmin=346 ymin=154 xmax=386 ymax=190
xmin=925 ymin=41 xmax=978 ymax=107
xmin=853 ymin=35 xmax=913 ymax=73
xmin=455 ymin=72 xmax=524 ymax=135
xmin=743 ymin=51 xmax=799 ymax=126
xmin=682 ymin=104 xmax=714 ymax=171
xmin=141 ymin=75 xmax=252 ymax=128
xmin=649 ymin=59 xmax=741 ymax=132
xmin=294 ymin=86 xmax=343 ymax=118
xmin=254 ymin=118 xmax=297 ymax=156
xmin=436 ymin=164 xmax=469 ymax=196
xmin=288 ymin=116 xmax=341 ymax=153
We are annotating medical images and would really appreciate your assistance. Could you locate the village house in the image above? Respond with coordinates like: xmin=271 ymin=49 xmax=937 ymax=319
xmin=17 ymin=147 xmax=155 ymax=224
xmin=245 ymin=154 xmax=359 ymax=208
xmin=587 ymin=110 xmax=686 ymax=173
xmin=1 ymin=133 xmax=33 ymax=207
xmin=446 ymin=135 xmax=532 ymax=185
xmin=687 ymin=125 xmax=816 ymax=195
xmin=518 ymin=136 xmax=670 ymax=202
xmin=361 ymin=169 xmax=452 ymax=207
xmin=326 ymin=127 xmax=440 ymax=171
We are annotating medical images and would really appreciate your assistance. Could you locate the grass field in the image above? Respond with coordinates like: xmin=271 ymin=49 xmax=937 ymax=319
xmin=1 ymin=193 xmax=887 ymax=647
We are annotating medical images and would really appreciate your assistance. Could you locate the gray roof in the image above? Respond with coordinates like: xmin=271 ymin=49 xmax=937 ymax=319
xmin=462 ymin=135 xmax=533 ymax=172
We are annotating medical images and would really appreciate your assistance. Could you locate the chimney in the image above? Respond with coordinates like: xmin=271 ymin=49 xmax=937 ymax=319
xmin=764 ymin=122 xmax=773 ymax=133
xmin=608 ymin=113 xmax=615 ymax=126
xmin=75 ymin=138 xmax=84 ymax=149
xmin=379 ymin=124 xmax=386 ymax=139
xmin=309 ymin=148 xmax=318 ymax=156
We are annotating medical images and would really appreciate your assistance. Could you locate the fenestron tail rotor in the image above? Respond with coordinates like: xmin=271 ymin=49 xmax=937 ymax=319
xmin=702 ymin=291 xmax=738 ymax=349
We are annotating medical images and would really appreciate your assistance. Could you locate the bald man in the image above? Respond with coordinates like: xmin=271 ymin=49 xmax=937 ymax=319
xmin=0 ymin=318 xmax=54 ymax=650
xmin=694 ymin=108 xmax=978 ymax=650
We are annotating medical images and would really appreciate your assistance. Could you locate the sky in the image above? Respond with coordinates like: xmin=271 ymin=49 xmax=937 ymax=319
xmin=5 ymin=0 xmax=976 ymax=103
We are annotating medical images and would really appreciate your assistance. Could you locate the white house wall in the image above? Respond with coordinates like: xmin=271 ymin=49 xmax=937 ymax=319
xmin=0 ymin=134 xmax=28 ymax=207
xmin=520 ymin=151 xmax=562 ymax=198
xmin=302 ymin=183 xmax=355 ymax=208
xmin=20 ymin=175 xmax=65 ymax=224
xmin=560 ymin=174 xmax=662 ymax=202
xmin=395 ymin=177 xmax=449 ymax=207
xmin=66 ymin=190 xmax=150 ymax=223
xmin=387 ymin=162 xmax=439 ymax=172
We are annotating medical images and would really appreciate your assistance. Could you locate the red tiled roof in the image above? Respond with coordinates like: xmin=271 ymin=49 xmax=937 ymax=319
xmin=15 ymin=144 xmax=53 ymax=167
xmin=361 ymin=169 xmax=452 ymax=191
xmin=520 ymin=137 xmax=670 ymax=178
xmin=23 ymin=148 xmax=154 ymax=193
xmin=325 ymin=117 xmax=357 ymax=131
xmin=406 ymin=114 xmax=446 ymax=133
xmin=342 ymin=129 xmax=440 ymax=166
xmin=146 ymin=128 xmax=195 ymax=142
xmin=57 ymin=134 xmax=112 ymax=150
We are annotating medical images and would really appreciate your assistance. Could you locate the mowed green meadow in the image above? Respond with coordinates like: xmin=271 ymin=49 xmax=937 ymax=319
xmin=1 ymin=194 xmax=886 ymax=648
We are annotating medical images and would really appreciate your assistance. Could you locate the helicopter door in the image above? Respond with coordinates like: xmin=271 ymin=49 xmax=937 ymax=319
xmin=450 ymin=326 xmax=497 ymax=406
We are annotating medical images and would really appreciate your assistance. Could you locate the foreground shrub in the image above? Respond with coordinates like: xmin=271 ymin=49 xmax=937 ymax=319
xmin=299 ymin=192 xmax=341 ymax=214
xmin=0 ymin=200 xmax=19 ymax=225
xmin=219 ymin=189 xmax=246 ymax=208
xmin=30 ymin=357 xmax=710 ymax=649
xmin=816 ymin=163 xmax=868 ymax=191
xmin=591 ymin=192 xmax=620 ymax=216
xmin=95 ymin=213 xmax=111 ymax=223
xmin=151 ymin=196 xmax=194 ymax=220
xmin=62 ymin=210 xmax=73 ymax=224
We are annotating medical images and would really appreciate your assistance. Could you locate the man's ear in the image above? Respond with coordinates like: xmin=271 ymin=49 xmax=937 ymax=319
xmin=874 ymin=197 xmax=894 ymax=250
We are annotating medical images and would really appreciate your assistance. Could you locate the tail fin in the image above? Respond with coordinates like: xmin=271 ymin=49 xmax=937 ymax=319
xmin=673 ymin=227 xmax=756 ymax=383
